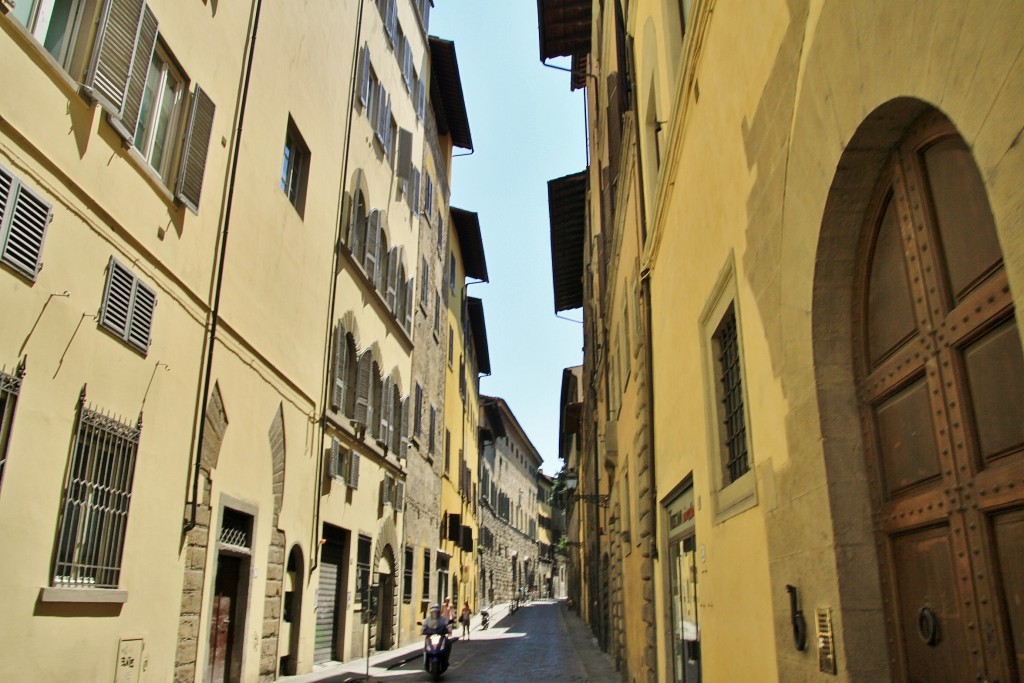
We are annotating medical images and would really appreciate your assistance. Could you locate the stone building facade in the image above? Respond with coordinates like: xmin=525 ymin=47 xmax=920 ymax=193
xmin=478 ymin=396 xmax=544 ymax=605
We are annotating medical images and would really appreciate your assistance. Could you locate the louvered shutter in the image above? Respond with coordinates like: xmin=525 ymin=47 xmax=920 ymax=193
xmin=382 ymin=474 xmax=393 ymax=507
xmin=331 ymin=321 xmax=348 ymax=411
xmin=405 ymin=279 xmax=415 ymax=331
xmin=421 ymin=0 xmax=430 ymax=31
xmin=386 ymin=248 xmax=398 ymax=310
xmin=330 ymin=437 xmax=341 ymax=478
xmin=116 ymin=4 xmax=158 ymax=143
xmin=175 ymin=85 xmax=217 ymax=213
xmin=84 ymin=0 xmax=146 ymax=116
xmin=368 ymin=369 xmax=380 ymax=439
xmin=395 ymin=480 xmax=405 ymax=511
xmin=379 ymin=376 xmax=392 ymax=445
xmin=417 ymin=76 xmax=426 ymax=120
xmin=127 ymin=276 xmax=156 ymax=352
xmin=390 ymin=385 xmax=401 ymax=453
xmin=347 ymin=452 xmax=360 ymax=489
xmin=359 ymin=43 xmax=370 ymax=107
xmin=383 ymin=97 xmax=393 ymax=158
xmin=402 ymin=37 xmax=412 ymax=91
xmin=363 ymin=211 xmax=379 ymax=281
xmin=374 ymin=84 xmax=387 ymax=144
xmin=399 ymin=397 xmax=410 ymax=460
xmin=354 ymin=352 xmax=372 ymax=424
xmin=387 ymin=0 xmax=397 ymax=41
xmin=410 ymin=168 xmax=419 ymax=211
xmin=350 ymin=199 xmax=365 ymax=261
xmin=100 ymin=258 xmax=135 ymax=340
xmin=0 ymin=169 xmax=52 ymax=280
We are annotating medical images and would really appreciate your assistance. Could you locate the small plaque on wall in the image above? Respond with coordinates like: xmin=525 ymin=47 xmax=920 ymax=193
xmin=114 ymin=638 xmax=144 ymax=683
xmin=816 ymin=608 xmax=837 ymax=675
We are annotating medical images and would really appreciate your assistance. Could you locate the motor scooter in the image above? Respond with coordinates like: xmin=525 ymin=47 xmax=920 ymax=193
xmin=418 ymin=623 xmax=451 ymax=681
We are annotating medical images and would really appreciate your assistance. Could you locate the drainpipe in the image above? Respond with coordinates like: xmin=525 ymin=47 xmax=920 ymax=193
xmin=310 ymin=0 xmax=366 ymax=573
xmin=184 ymin=0 xmax=263 ymax=534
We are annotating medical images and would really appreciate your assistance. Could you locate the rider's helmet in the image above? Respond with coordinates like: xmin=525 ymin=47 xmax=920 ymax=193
xmin=429 ymin=603 xmax=441 ymax=616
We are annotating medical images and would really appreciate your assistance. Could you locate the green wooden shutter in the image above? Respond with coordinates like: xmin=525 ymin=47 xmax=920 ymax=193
xmin=84 ymin=0 xmax=147 ymax=116
xmin=0 ymin=167 xmax=52 ymax=280
xmin=175 ymin=85 xmax=217 ymax=213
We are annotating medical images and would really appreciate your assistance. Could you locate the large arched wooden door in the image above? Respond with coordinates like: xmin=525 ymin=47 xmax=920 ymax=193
xmin=857 ymin=111 xmax=1024 ymax=682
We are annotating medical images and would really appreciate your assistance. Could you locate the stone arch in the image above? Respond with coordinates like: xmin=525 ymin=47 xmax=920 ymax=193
xmin=348 ymin=167 xmax=372 ymax=210
xmin=372 ymin=516 xmax=399 ymax=650
xmin=386 ymin=366 xmax=403 ymax=395
xmin=268 ymin=402 xmax=286 ymax=526
xmin=340 ymin=310 xmax=361 ymax=348
xmin=372 ymin=514 xmax=399 ymax=572
xmin=811 ymin=97 xmax=935 ymax=679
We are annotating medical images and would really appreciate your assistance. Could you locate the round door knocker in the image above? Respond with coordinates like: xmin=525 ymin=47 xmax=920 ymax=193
xmin=917 ymin=606 xmax=939 ymax=646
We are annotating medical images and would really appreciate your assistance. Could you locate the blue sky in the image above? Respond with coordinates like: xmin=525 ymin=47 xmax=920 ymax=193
xmin=431 ymin=2 xmax=585 ymax=474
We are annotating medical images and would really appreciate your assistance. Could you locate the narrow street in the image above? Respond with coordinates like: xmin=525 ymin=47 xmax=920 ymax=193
xmin=294 ymin=600 xmax=620 ymax=683
xmin=392 ymin=600 xmax=619 ymax=683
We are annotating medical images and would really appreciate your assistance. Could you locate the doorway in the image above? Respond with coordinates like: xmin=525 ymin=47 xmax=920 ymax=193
xmin=314 ymin=526 xmax=349 ymax=664
xmin=207 ymin=554 xmax=248 ymax=683
xmin=666 ymin=485 xmax=699 ymax=683
xmin=280 ymin=546 xmax=303 ymax=675
xmin=375 ymin=547 xmax=395 ymax=651
xmin=853 ymin=111 xmax=1023 ymax=681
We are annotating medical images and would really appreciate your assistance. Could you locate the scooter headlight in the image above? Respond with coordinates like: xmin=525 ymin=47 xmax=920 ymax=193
xmin=428 ymin=634 xmax=443 ymax=647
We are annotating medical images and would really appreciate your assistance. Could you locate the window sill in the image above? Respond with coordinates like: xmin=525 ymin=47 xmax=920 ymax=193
xmin=40 ymin=587 xmax=128 ymax=604
xmin=2 ymin=15 xmax=81 ymax=100
xmin=712 ymin=468 xmax=757 ymax=524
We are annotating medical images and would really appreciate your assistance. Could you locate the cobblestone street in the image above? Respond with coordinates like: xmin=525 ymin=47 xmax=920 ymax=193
xmin=286 ymin=599 xmax=620 ymax=683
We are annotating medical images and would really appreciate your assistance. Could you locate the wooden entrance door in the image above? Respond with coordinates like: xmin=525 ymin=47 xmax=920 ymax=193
xmin=857 ymin=112 xmax=1024 ymax=682
xmin=314 ymin=541 xmax=344 ymax=664
xmin=207 ymin=555 xmax=240 ymax=683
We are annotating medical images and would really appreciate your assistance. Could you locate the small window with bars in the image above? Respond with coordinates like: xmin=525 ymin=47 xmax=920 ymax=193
xmin=356 ymin=535 xmax=372 ymax=606
xmin=0 ymin=362 xmax=25 ymax=492
xmin=713 ymin=306 xmax=749 ymax=484
xmin=52 ymin=396 xmax=142 ymax=589
xmin=421 ymin=548 xmax=431 ymax=610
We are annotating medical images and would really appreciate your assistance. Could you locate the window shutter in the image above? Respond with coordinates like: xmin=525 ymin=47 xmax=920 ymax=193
xmin=368 ymin=368 xmax=381 ymax=439
xmin=422 ymin=0 xmax=430 ymax=32
xmin=330 ymin=437 xmax=341 ymax=478
xmin=347 ymin=451 xmax=360 ymax=489
xmin=374 ymin=84 xmax=387 ymax=144
xmin=405 ymin=279 xmax=415 ymax=331
xmin=424 ymin=176 xmax=433 ymax=216
xmin=399 ymin=396 xmax=410 ymax=459
xmin=387 ymin=0 xmax=398 ymax=41
xmin=354 ymin=352 xmax=372 ymax=424
xmin=175 ymin=85 xmax=217 ymax=213
xmin=383 ymin=97 xmax=394 ymax=158
xmin=100 ymin=258 xmax=135 ymax=340
xmin=390 ymin=385 xmax=401 ymax=453
xmin=0 ymin=168 xmax=52 ymax=280
xmin=402 ymin=37 xmax=412 ymax=91
xmin=379 ymin=376 xmax=392 ymax=445
xmin=350 ymin=197 xmax=365 ymax=260
xmin=382 ymin=474 xmax=393 ymax=507
xmin=410 ymin=168 xmax=420 ymax=211
xmin=331 ymin=321 xmax=349 ymax=411
xmin=127 ymin=276 xmax=156 ymax=352
xmin=363 ymin=211 xmax=379 ymax=281
xmin=84 ymin=0 xmax=146 ymax=116
xmin=359 ymin=43 xmax=370 ymax=108
xmin=386 ymin=248 xmax=399 ymax=310
xmin=116 ymin=4 xmax=158 ymax=143
xmin=417 ymin=76 xmax=426 ymax=120
xmin=395 ymin=480 xmax=405 ymax=511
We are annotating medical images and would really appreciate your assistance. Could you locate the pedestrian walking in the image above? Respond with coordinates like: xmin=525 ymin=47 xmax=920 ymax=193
xmin=441 ymin=597 xmax=454 ymax=630
xmin=459 ymin=602 xmax=473 ymax=639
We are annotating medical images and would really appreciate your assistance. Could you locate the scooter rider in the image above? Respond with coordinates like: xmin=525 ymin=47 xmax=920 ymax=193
xmin=421 ymin=604 xmax=452 ymax=666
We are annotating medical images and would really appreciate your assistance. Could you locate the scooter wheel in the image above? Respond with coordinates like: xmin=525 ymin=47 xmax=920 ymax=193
xmin=430 ymin=660 xmax=441 ymax=681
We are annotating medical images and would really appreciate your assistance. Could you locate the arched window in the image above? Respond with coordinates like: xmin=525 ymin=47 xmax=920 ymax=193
xmin=364 ymin=210 xmax=381 ymax=282
xmin=377 ymin=234 xmax=391 ymax=299
xmin=855 ymin=112 xmax=1023 ymax=681
xmin=331 ymin=321 xmax=357 ymax=417
xmin=349 ymin=189 xmax=368 ymax=263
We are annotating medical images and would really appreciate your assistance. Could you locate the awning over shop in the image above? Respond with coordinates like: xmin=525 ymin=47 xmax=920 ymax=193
xmin=429 ymin=37 xmax=473 ymax=151
xmin=548 ymin=170 xmax=587 ymax=312
xmin=537 ymin=0 xmax=592 ymax=61
xmin=451 ymin=207 xmax=488 ymax=282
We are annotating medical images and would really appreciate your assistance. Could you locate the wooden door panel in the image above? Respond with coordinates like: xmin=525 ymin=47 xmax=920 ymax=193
xmin=874 ymin=376 xmax=942 ymax=497
xmin=867 ymin=195 xmax=918 ymax=367
xmin=208 ymin=595 xmax=231 ymax=683
xmin=962 ymin=318 xmax=1024 ymax=462
xmin=992 ymin=508 xmax=1024 ymax=678
xmin=892 ymin=526 xmax=971 ymax=682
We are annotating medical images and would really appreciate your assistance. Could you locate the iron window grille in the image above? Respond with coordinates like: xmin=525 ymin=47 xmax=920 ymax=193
xmin=52 ymin=392 xmax=142 ymax=589
xmin=219 ymin=508 xmax=252 ymax=550
xmin=715 ymin=307 xmax=749 ymax=483
xmin=0 ymin=362 xmax=25 ymax=492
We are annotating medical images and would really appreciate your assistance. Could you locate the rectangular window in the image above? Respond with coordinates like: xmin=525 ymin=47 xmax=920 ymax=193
xmin=448 ymin=251 xmax=456 ymax=291
xmin=403 ymin=545 xmax=414 ymax=603
xmin=0 ymin=165 xmax=53 ymax=281
xmin=424 ymin=176 xmax=434 ymax=216
xmin=99 ymin=257 xmax=157 ymax=354
xmin=420 ymin=258 xmax=430 ymax=309
xmin=444 ymin=429 xmax=451 ymax=474
xmin=433 ymin=291 xmax=441 ymax=339
xmin=0 ymin=365 xmax=24 ymax=492
xmin=421 ymin=548 xmax=431 ymax=609
xmin=12 ymin=0 xmax=84 ymax=66
xmin=428 ymin=405 xmax=436 ymax=453
xmin=52 ymin=401 xmax=141 ymax=589
xmin=356 ymin=535 xmax=372 ymax=605
xmin=436 ymin=213 xmax=444 ymax=253
xmin=714 ymin=306 xmax=748 ymax=483
xmin=414 ymin=382 xmax=423 ymax=436
xmin=281 ymin=117 xmax=310 ymax=215
xmin=133 ymin=42 xmax=185 ymax=182
xmin=448 ymin=326 xmax=454 ymax=367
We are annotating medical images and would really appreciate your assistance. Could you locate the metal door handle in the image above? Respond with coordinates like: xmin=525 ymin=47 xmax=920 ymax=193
xmin=917 ymin=606 xmax=938 ymax=646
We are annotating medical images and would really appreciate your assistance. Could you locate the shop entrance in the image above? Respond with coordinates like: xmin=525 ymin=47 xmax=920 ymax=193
xmin=666 ymin=485 xmax=700 ymax=683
